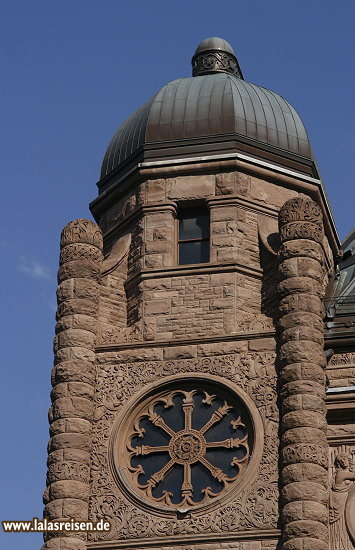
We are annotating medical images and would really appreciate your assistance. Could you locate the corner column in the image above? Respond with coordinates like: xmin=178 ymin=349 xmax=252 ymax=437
xmin=277 ymin=197 xmax=329 ymax=550
xmin=42 ymin=219 xmax=103 ymax=550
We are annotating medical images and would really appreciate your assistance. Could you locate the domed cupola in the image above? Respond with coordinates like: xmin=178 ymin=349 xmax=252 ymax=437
xmin=99 ymin=37 xmax=316 ymax=193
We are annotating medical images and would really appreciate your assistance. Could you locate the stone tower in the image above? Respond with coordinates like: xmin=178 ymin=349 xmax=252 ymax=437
xmin=43 ymin=38 xmax=355 ymax=550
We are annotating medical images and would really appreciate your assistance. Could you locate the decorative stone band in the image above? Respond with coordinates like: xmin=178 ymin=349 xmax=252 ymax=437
xmin=278 ymin=197 xmax=324 ymax=244
xmin=42 ymin=219 xmax=103 ymax=550
xmin=192 ymin=50 xmax=243 ymax=78
xmin=277 ymin=196 xmax=330 ymax=550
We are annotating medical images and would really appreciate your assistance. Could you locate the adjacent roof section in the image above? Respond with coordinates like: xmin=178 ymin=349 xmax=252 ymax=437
xmin=99 ymin=37 xmax=315 ymax=189
xmin=325 ymin=229 xmax=355 ymax=341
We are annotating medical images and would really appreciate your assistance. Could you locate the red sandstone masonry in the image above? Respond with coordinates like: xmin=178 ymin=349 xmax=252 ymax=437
xmin=277 ymin=197 xmax=330 ymax=550
xmin=42 ymin=219 xmax=103 ymax=550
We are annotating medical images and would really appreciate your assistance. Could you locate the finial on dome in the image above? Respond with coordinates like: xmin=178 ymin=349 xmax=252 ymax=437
xmin=191 ymin=37 xmax=244 ymax=78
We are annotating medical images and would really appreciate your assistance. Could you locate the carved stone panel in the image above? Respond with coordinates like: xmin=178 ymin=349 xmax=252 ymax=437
xmin=110 ymin=377 xmax=261 ymax=514
xmin=88 ymin=350 xmax=279 ymax=543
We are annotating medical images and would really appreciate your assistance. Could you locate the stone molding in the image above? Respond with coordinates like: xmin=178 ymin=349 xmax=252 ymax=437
xmin=86 ymin=529 xmax=281 ymax=549
xmin=95 ymin=331 xmax=276 ymax=353
xmin=90 ymin=154 xmax=339 ymax=258
xmin=277 ymin=196 xmax=330 ymax=550
xmin=207 ymin=195 xmax=279 ymax=217
xmin=42 ymin=219 xmax=103 ymax=550
xmin=124 ymin=261 xmax=263 ymax=292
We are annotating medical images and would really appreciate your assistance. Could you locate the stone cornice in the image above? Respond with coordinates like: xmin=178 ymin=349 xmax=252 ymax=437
xmin=90 ymin=150 xmax=339 ymax=256
xmin=124 ymin=261 xmax=264 ymax=292
xmin=86 ymin=528 xmax=281 ymax=549
xmin=95 ymin=330 xmax=276 ymax=354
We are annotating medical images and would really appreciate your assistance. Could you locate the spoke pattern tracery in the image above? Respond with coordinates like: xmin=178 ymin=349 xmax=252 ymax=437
xmin=127 ymin=389 xmax=250 ymax=507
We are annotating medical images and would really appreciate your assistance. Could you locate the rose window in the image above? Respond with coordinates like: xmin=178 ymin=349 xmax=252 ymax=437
xmin=117 ymin=383 xmax=253 ymax=509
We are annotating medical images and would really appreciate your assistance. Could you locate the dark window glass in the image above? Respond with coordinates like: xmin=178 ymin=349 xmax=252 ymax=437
xmin=127 ymin=387 xmax=251 ymax=508
xmin=178 ymin=209 xmax=209 ymax=265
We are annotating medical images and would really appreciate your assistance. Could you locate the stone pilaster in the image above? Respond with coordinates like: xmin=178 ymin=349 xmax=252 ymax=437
xmin=42 ymin=219 xmax=103 ymax=550
xmin=277 ymin=197 xmax=329 ymax=550
xmin=143 ymin=204 xmax=177 ymax=268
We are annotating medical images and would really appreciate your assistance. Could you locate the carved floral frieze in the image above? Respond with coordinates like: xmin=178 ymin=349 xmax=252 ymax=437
xmin=329 ymin=353 xmax=355 ymax=368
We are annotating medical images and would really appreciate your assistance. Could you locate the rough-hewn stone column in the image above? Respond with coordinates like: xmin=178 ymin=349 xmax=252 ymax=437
xmin=277 ymin=197 xmax=329 ymax=550
xmin=42 ymin=219 xmax=103 ymax=550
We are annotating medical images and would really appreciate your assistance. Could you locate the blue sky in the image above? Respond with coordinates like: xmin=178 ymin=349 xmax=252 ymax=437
xmin=1 ymin=1 xmax=354 ymax=548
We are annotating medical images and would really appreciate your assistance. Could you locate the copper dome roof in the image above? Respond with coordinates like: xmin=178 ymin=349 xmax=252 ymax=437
xmin=100 ymin=38 xmax=314 ymax=184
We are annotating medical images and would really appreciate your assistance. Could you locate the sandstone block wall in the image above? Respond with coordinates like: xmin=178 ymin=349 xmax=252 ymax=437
xmin=44 ymin=167 xmax=347 ymax=549
xmin=95 ymin=171 xmax=294 ymax=345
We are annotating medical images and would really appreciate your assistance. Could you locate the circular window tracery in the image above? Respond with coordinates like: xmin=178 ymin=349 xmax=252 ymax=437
xmin=111 ymin=376 xmax=262 ymax=514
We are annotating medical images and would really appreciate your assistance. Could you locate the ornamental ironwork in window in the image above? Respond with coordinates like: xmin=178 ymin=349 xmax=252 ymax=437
xmin=110 ymin=377 xmax=262 ymax=513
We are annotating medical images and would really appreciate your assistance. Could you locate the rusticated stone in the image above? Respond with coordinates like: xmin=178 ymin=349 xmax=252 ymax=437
xmin=281 ymin=482 xmax=328 ymax=505
xmin=47 ymin=449 xmax=91 ymax=466
xmin=215 ymin=171 xmax=250 ymax=195
xmin=281 ymin=427 xmax=327 ymax=446
xmin=278 ymin=311 xmax=324 ymax=331
xmin=44 ymin=498 xmax=88 ymax=520
xmin=280 ymin=463 xmax=328 ymax=485
xmin=279 ymin=341 xmax=325 ymax=366
xmin=48 ymin=480 xmax=90 ymax=501
xmin=282 ymin=538 xmax=328 ymax=550
xmin=57 ymin=279 xmax=100 ymax=304
xmin=282 ymin=394 xmax=326 ymax=414
xmin=49 ymin=433 xmax=92 ymax=452
xmin=280 ymin=380 xmax=325 ymax=399
xmin=279 ymin=294 xmax=324 ymax=317
xmin=42 ymin=537 xmax=87 ymax=550
xmin=277 ymin=196 xmax=329 ymax=550
xmin=280 ymin=327 xmax=323 ymax=344
xmin=52 ymin=361 xmax=95 ymax=384
xmin=281 ymin=501 xmax=328 ymax=525
xmin=280 ymin=363 xmax=325 ymax=384
xmin=57 ymin=298 xmax=97 ymax=318
xmin=55 ymin=314 xmax=97 ymax=334
xmin=277 ymin=277 xmax=323 ymax=298
xmin=51 ymin=381 xmax=94 ymax=400
xmin=56 ymin=329 xmax=96 ymax=349
xmin=55 ymin=347 xmax=96 ymax=364
xmin=51 ymin=397 xmax=93 ymax=421
xmin=50 ymin=418 xmax=92 ymax=437
xmin=283 ymin=520 xmax=328 ymax=542
xmin=43 ymin=219 xmax=102 ymax=550
xmin=58 ymin=260 xmax=101 ymax=284
xmin=278 ymin=257 xmax=324 ymax=282
xmin=278 ymin=239 xmax=323 ymax=262
xmin=281 ymin=410 xmax=327 ymax=431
